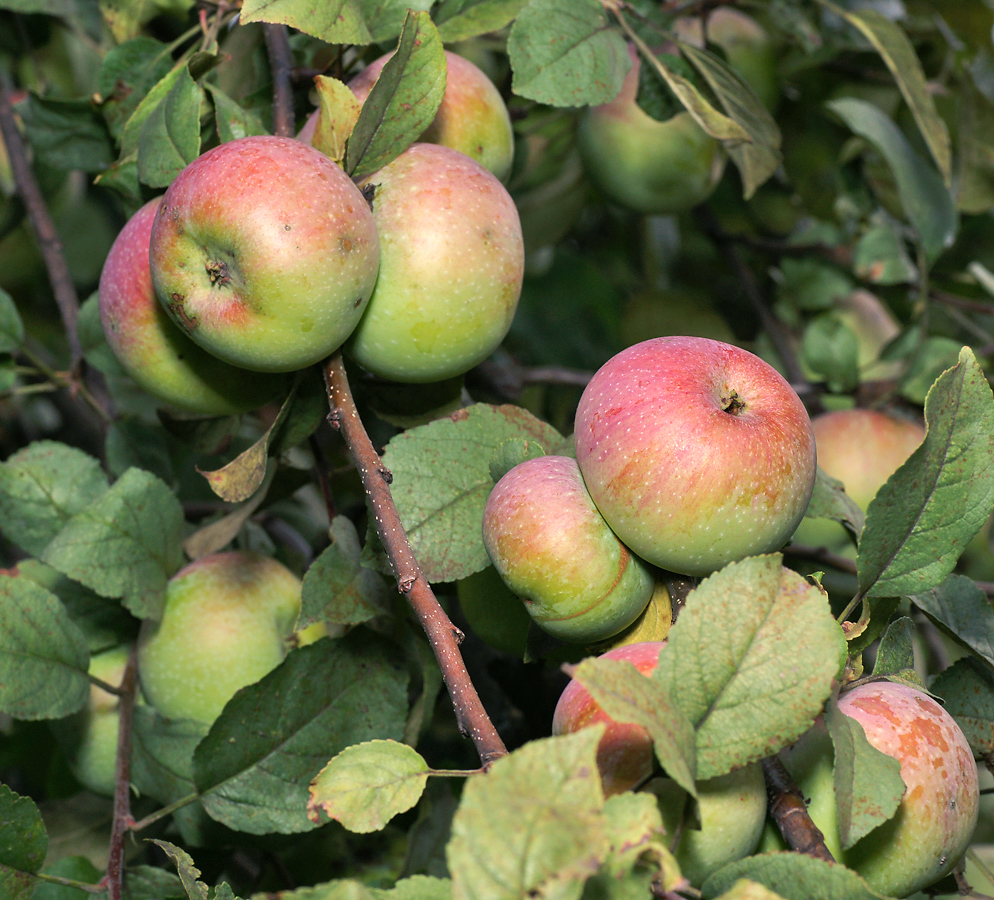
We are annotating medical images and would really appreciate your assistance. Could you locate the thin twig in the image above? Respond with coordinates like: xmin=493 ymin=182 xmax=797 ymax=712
xmin=104 ymin=644 xmax=139 ymax=900
xmin=264 ymin=24 xmax=295 ymax=138
xmin=761 ymin=756 xmax=836 ymax=863
xmin=323 ymin=354 xmax=507 ymax=765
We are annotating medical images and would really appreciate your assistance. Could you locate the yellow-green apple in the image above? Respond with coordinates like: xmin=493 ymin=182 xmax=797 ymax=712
xmin=137 ymin=551 xmax=306 ymax=724
xmin=349 ymin=143 xmax=524 ymax=383
xmin=99 ymin=197 xmax=285 ymax=414
xmin=777 ymin=681 xmax=979 ymax=897
xmin=790 ymin=408 xmax=925 ymax=553
xmin=553 ymin=640 xmax=767 ymax=883
xmin=301 ymin=50 xmax=514 ymax=182
xmin=574 ymin=337 xmax=817 ymax=577
xmin=482 ymin=455 xmax=654 ymax=643
xmin=149 ymin=135 xmax=380 ymax=373
xmin=577 ymin=46 xmax=722 ymax=215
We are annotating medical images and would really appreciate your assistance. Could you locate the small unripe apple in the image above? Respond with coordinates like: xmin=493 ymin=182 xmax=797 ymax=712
xmin=137 ymin=551 xmax=304 ymax=724
xmin=149 ymin=136 xmax=380 ymax=373
xmin=483 ymin=455 xmax=654 ymax=644
xmin=349 ymin=143 xmax=524 ymax=383
xmin=99 ymin=197 xmax=285 ymax=414
xmin=577 ymin=46 xmax=721 ymax=215
xmin=791 ymin=408 xmax=924 ymax=553
xmin=574 ymin=337 xmax=817 ymax=577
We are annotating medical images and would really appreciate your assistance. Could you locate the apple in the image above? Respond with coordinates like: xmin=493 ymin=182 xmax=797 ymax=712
xmin=137 ymin=551 xmax=306 ymax=724
xmin=577 ymin=46 xmax=722 ymax=216
xmin=777 ymin=681 xmax=979 ymax=898
xmin=301 ymin=50 xmax=514 ymax=183
xmin=148 ymin=135 xmax=380 ymax=373
xmin=482 ymin=455 xmax=654 ymax=644
xmin=790 ymin=408 xmax=925 ymax=553
xmin=553 ymin=641 xmax=766 ymax=883
xmin=574 ymin=336 xmax=817 ymax=578
xmin=348 ymin=143 xmax=524 ymax=383
xmin=99 ymin=197 xmax=286 ymax=415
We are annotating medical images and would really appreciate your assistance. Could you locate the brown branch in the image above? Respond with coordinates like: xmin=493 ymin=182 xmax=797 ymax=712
xmin=104 ymin=644 xmax=139 ymax=900
xmin=264 ymin=24 xmax=295 ymax=138
xmin=761 ymin=756 xmax=836 ymax=863
xmin=0 ymin=75 xmax=82 ymax=367
xmin=323 ymin=354 xmax=507 ymax=765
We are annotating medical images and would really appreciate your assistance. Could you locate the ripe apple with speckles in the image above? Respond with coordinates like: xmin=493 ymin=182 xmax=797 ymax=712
xmin=574 ymin=336 xmax=817 ymax=577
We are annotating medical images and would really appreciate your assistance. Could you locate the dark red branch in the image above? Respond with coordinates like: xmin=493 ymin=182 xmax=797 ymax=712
xmin=105 ymin=644 xmax=139 ymax=900
xmin=323 ymin=354 xmax=507 ymax=765
xmin=264 ymin=24 xmax=295 ymax=138
xmin=762 ymin=756 xmax=835 ymax=863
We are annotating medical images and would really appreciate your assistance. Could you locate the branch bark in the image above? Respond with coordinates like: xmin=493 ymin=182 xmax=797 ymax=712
xmin=323 ymin=354 xmax=507 ymax=765
xmin=264 ymin=24 xmax=295 ymax=138
xmin=105 ymin=644 xmax=139 ymax=900
xmin=761 ymin=755 xmax=836 ymax=863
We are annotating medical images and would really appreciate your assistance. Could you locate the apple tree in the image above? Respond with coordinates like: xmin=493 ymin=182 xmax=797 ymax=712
xmin=3 ymin=1 xmax=994 ymax=899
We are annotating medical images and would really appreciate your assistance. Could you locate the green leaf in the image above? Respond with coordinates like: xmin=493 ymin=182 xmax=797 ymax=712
xmin=802 ymin=468 xmax=865 ymax=542
xmin=308 ymin=739 xmax=430 ymax=833
xmin=777 ymin=258 xmax=853 ymax=312
xmin=448 ymin=729 xmax=607 ymax=900
xmin=120 ymin=64 xmax=185 ymax=158
xmin=0 ymin=288 xmax=24 ymax=353
xmin=654 ymin=555 xmax=847 ymax=780
xmin=815 ymin=1 xmax=951 ymax=185
xmin=105 ymin=418 xmax=174 ymax=485
xmin=956 ymin=74 xmax=994 ymax=214
xmin=570 ymin=654 xmax=697 ymax=797
xmin=98 ymin=37 xmax=174 ymax=139
xmin=0 ymin=784 xmax=47 ymax=900
xmin=206 ymin=84 xmax=267 ymax=143
xmin=931 ymin=656 xmax=994 ymax=756
xmin=826 ymin=98 xmax=956 ymax=262
xmin=19 ymin=96 xmax=114 ymax=173
xmin=871 ymin=616 xmax=915 ymax=676
xmin=353 ymin=0 xmax=412 ymax=43
xmin=0 ymin=571 xmax=90 ymax=719
xmin=596 ymin=791 xmax=680 ymax=889
xmin=131 ymin=706 xmax=208 ymax=808
xmin=137 ymin=65 xmax=203 ymax=188
xmin=899 ymin=336 xmax=963 ymax=405
xmin=436 ymin=0 xmax=528 ymax=43
xmin=300 ymin=516 xmax=392 ymax=629
xmin=701 ymin=851 xmax=891 ymax=900
xmin=119 ymin=866 xmax=187 ymax=900
xmin=195 ymin=633 xmax=409 ymax=835
xmin=42 ymin=467 xmax=185 ymax=620
xmin=802 ymin=316 xmax=860 ymax=394
xmin=345 ymin=11 xmax=446 ymax=181
xmin=488 ymin=438 xmax=546 ymax=484
xmin=824 ymin=698 xmax=904 ymax=850
xmin=240 ymin=0 xmax=372 ymax=44
xmin=153 ymin=841 xmax=245 ymax=900
xmin=853 ymin=219 xmax=918 ymax=285
xmin=0 ymin=441 xmax=108 ymax=557
xmin=858 ymin=347 xmax=994 ymax=599
xmin=309 ymin=76 xmax=362 ymax=167
xmin=507 ymin=0 xmax=631 ymax=107
xmin=911 ymin=574 xmax=994 ymax=668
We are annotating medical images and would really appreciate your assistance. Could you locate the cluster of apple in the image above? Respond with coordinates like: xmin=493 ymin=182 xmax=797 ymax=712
xmin=98 ymin=50 xmax=523 ymax=412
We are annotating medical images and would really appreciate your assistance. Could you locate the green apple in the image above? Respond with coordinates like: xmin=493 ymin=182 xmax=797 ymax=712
xmin=99 ymin=197 xmax=286 ymax=415
xmin=149 ymin=135 xmax=380 ymax=373
xmin=483 ymin=455 xmax=654 ymax=644
xmin=577 ymin=46 xmax=722 ymax=216
xmin=137 ymin=551 xmax=305 ymax=724
xmin=348 ymin=143 xmax=524 ymax=383
xmin=574 ymin=337 xmax=817 ymax=577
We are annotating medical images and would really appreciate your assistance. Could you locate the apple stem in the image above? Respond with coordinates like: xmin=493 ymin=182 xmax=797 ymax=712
xmin=323 ymin=354 xmax=508 ymax=765
xmin=106 ymin=644 xmax=140 ymax=900
xmin=761 ymin=756 xmax=836 ymax=863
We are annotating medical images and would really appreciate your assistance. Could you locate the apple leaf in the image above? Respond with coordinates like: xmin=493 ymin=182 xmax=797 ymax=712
xmin=858 ymin=347 xmax=994 ymax=599
xmin=931 ymin=656 xmax=994 ymax=756
xmin=569 ymin=654 xmax=697 ymax=797
xmin=710 ymin=883 xmax=788 ymax=900
xmin=42 ymin=468 xmax=185 ymax=621
xmin=0 ymin=571 xmax=90 ymax=719
xmin=308 ymin=739 xmax=430 ymax=833
xmin=240 ymin=0 xmax=372 ymax=45
xmin=870 ymin=616 xmax=915 ymax=677
xmin=153 ymin=840 xmax=245 ymax=900
xmin=0 ymin=440 xmax=108 ymax=557
xmin=381 ymin=404 xmax=563 ymax=583
xmin=507 ymin=0 xmax=630 ymax=107
xmin=18 ymin=95 xmax=115 ymax=174
xmin=131 ymin=706 xmax=208 ymax=810
xmin=911 ymin=574 xmax=994 ymax=668
xmin=826 ymin=98 xmax=956 ymax=262
xmin=345 ymin=11 xmax=446 ymax=182
xmin=447 ymin=729 xmax=607 ymax=900
xmin=310 ymin=76 xmax=361 ymax=167
xmin=701 ymin=852 xmax=892 ymax=900
xmin=802 ymin=317 xmax=860 ymax=394
xmin=137 ymin=64 xmax=202 ymax=188
xmin=206 ymin=84 xmax=267 ymax=143
xmin=98 ymin=37 xmax=174 ymax=139
xmin=957 ymin=75 xmax=994 ymax=214
xmin=119 ymin=62 xmax=185 ymax=157
xmin=0 ymin=784 xmax=47 ymax=900
xmin=488 ymin=437 xmax=547 ymax=483
xmin=0 ymin=288 xmax=24 ymax=353
xmin=824 ymin=699 xmax=904 ymax=850
xmin=300 ymin=515 xmax=392 ymax=629
xmin=195 ymin=632 xmax=408 ymax=835
xmin=436 ymin=0 xmax=528 ymax=43
xmin=654 ymin=555 xmax=847 ymax=780
xmin=802 ymin=467 xmax=865 ymax=542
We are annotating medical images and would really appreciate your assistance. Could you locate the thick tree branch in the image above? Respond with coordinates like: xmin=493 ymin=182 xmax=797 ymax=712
xmin=104 ymin=644 xmax=139 ymax=900
xmin=264 ymin=24 xmax=295 ymax=138
xmin=762 ymin=756 xmax=835 ymax=863
xmin=323 ymin=354 xmax=507 ymax=765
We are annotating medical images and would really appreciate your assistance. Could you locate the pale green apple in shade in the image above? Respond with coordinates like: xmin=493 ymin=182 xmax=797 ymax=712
xmin=149 ymin=136 xmax=380 ymax=373
xmin=574 ymin=337 xmax=817 ymax=578
xmin=99 ymin=197 xmax=286 ymax=414
xmin=577 ymin=46 xmax=722 ymax=215
xmin=349 ymin=143 xmax=524 ymax=383
xmin=483 ymin=456 xmax=654 ymax=644
xmin=300 ymin=50 xmax=514 ymax=182
xmin=137 ymin=551 xmax=303 ymax=724
xmin=790 ymin=408 xmax=924 ymax=553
